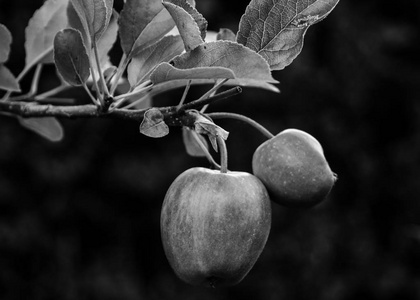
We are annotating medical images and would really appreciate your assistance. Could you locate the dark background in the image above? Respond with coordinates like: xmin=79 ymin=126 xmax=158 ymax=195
xmin=1 ymin=0 xmax=420 ymax=299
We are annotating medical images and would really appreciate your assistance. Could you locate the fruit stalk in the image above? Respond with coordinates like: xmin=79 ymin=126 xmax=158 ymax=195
xmin=216 ymin=136 xmax=228 ymax=173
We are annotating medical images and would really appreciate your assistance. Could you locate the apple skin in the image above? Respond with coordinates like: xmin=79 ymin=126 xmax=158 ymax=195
xmin=161 ymin=167 xmax=271 ymax=287
xmin=252 ymin=129 xmax=336 ymax=207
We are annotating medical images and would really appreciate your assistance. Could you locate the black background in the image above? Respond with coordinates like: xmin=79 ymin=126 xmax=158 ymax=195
xmin=1 ymin=0 xmax=420 ymax=299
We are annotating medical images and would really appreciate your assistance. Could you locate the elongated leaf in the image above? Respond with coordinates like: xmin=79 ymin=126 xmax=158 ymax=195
xmin=54 ymin=29 xmax=90 ymax=86
xmin=70 ymin=0 xmax=112 ymax=44
xmin=150 ymin=63 xmax=235 ymax=84
xmin=91 ymin=10 xmax=119 ymax=79
xmin=18 ymin=117 xmax=64 ymax=142
xmin=24 ymin=0 xmax=69 ymax=66
xmin=97 ymin=9 xmax=118 ymax=59
xmin=104 ymin=0 xmax=114 ymax=29
xmin=0 ymin=65 xmax=20 ymax=92
xmin=67 ymin=1 xmax=89 ymax=46
xmin=170 ymin=41 xmax=278 ymax=86
xmin=140 ymin=108 xmax=169 ymax=138
xmin=0 ymin=24 xmax=12 ymax=63
xmin=162 ymin=1 xmax=203 ymax=51
xmin=119 ymin=0 xmax=175 ymax=57
xmin=128 ymin=35 xmax=184 ymax=87
xmin=237 ymin=0 xmax=340 ymax=70
xmin=165 ymin=0 xmax=207 ymax=40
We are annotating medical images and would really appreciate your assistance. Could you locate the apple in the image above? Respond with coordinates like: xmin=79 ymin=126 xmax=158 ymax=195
xmin=160 ymin=167 xmax=271 ymax=287
xmin=252 ymin=129 xmax=336 ymax=207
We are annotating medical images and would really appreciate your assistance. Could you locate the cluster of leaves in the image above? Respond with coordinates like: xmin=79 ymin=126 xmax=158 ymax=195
xmin=0 ymin=0 xmax=339 ymax=146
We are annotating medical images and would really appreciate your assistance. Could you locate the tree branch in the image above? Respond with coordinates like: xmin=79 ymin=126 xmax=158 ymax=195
xmin=0 ymin=86 xmax=242 ymax=124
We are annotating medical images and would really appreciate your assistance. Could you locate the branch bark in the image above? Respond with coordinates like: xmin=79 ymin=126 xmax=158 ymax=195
xmin=0 ymin=101 xmax=148 ymax=121
xmin=0 ymin=86 xmax=242 ymax=124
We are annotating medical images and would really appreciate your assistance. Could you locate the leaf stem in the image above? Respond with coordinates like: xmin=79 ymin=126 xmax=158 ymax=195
xmin=111 ymin=82 xmax=153 ymax=109
xmin=93 ymin=39 xmax=110 ymax=98
xmin=177 ymin=80 xmax=191 ymax=109
xmin=1 ymin=48 xmax=53 ymax=101
xmin=89 ymin=55 xmax=103 ymax=105
xmin=196 ymin=78 xmax=228 ymax=103
xmin=82 ymin=83 xmax=100 ymax=106
xmin=181 ymin=86 xmax=242 ymax=112
xmin=109 ymin=53 xmax=128 ymax=96
xmin=119 ymin=95 xmax=148 ymax=110
xmin=201 ymin=79 xmax=222 ymax=113
xmin=216 ymin=135 xmax=228 ymax=173
xmin=35 ymin=84 xmax=70 ymax=100
xmin=29 ymin=64 xmax=43 ymax=96
xmin=3 ymin=64 xmax=43 ymax=102
xmin=207 ymin=112 xmax=274 ymax=140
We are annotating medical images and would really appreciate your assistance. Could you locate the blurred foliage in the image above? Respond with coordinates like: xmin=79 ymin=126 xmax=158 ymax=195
xmin=1 ymin=0 xmax=420 ymax=299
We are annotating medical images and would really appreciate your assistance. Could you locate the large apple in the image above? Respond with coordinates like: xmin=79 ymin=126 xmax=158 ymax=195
xmin=252 ymin=129 xmax=336 ymax=207
xmin=161 ymin=167 xmax=271 ymax=287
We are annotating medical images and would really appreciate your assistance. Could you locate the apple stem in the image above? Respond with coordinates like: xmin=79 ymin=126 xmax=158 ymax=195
xmin=207 ymin=112 xmax=274 ymax=140
xmin=216 ymin=136 xmax=228 ymax=173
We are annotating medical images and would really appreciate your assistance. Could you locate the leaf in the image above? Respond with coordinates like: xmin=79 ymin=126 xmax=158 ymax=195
xmin=54 ymin=29 xmax=90 ymax=86
xmin=194 ymin=117 xmax=229 ymax=141
xmin=104 ymin=0 xmax=114 ymax=30
xmin=67 ymin=1 xmax=89 ymax=45
xmin=18 ymin=117 xmax=64 ymax=142
xmin=70 ymin=0 xmax=112 ymax=43
xmin=140 ymin=108 xmax=169 ymax=138
xmin=162 ymin=1 xmax=203 ymax=51
xmin=170 ymin=41 xmax=278 ymax=86
xmin=0 ymin=24 xmax=12 ymax=63
xmin=192 ymin=111 xmax=228 ymax=152
xmin=119 ymin=0 xmax=175 ymax=57
xmin=90 ymin=10 xmax=119 ymax=79
xmin=237 ymin=0 xmax=340 ymax=70
xmin=96 ymin=9 xmax=119 ymax=63
xmin=165 ymin=0 xmax=207 ymax=40
xmin=127 ymin=35 xmax=184 ymax=88
xmin=24 ymin=0 xmax=69 ymax=67
xmin=0 ymin=65 xmax=21 ymax=92
xmin=217 ymin=28 xmax=236 ymax=41
xmin=150 ymin=63 xmax=235 ymax=84
xmin=182 ymin=127 xmax=208 ymax=157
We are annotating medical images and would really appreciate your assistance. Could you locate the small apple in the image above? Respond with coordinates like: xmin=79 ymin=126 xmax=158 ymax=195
xmin=252 ymin=129 xmax=336 ymax=207
xmin=161 ymin=167 xmax=271 ymax=287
